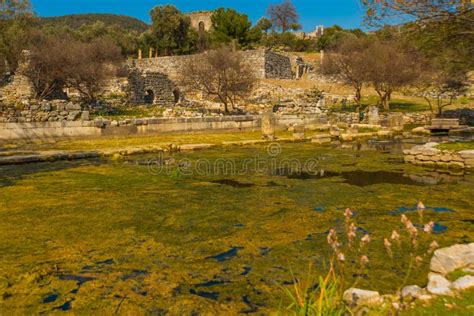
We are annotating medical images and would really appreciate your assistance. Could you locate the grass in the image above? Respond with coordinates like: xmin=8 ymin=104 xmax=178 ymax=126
xmin=0 ymin=142 xmax=473 ymax=313
xmin=437 ymin=141 xmax=474 ymax=151
xmin=403 ymin=289 xmax=474 ymax=315
xmin=0 ymin=130 xmax=295 ymax=153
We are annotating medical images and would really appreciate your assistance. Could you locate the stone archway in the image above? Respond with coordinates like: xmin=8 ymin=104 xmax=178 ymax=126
xmin=144 ymin=89 xmax=155 ymax=104
xmin=198 ymin=21 xmax=205 ymax=32
xmin=173 ymin=89 xmax=180 ymax=104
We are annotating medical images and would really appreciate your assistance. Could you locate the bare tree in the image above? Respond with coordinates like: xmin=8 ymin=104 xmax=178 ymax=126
xmin=63 ymin=38 xmax=122 ymax=101
xmin=320 ymin=36 xmax=371 ymax=110
xmin=181 ymin=47 xmax=256 ymax=114
xmin=267 ymin=0 xmax=299 ymax=33
xmin=417 ymin=68 xmax=469 ymax=116
xmin=25 ymin=34 xmax=122 ymax=101
xmin=365 ymin=40 xmax=422 ymax=110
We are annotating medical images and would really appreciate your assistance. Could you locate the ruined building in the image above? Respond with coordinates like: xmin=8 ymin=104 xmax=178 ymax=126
xmin=186 ymin=11 xmax=213 ymax=32
xmin=127 ymin=49 xmax=293 ymax=106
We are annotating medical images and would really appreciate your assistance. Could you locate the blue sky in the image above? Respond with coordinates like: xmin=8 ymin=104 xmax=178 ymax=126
xmin=31 ymin=0 xmax=367 ymax=32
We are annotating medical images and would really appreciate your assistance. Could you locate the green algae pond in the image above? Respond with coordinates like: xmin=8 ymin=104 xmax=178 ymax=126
xmin=0 ymin=139 xmax=473 ymax=314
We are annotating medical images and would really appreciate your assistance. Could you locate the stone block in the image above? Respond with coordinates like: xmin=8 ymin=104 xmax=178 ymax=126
xmin=459 ymin=150 xmax=474 ymax=160
xmin=343 ymin=288 xmax=381 ymax=307
xmin=427 ymin=273 xmax=452 ymax=296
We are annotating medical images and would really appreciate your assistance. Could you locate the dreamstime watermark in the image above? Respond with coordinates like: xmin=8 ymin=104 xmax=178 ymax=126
xmin=147 ymin=143 xmax=320 ymax=177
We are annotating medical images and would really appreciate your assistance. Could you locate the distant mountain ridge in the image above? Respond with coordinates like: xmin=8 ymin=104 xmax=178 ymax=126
xmin=39 ymin=14 xmax=149 ymax=33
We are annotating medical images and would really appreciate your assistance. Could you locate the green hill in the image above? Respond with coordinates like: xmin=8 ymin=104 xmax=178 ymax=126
xmin=39 ymin=14 xmax=149 ymax=33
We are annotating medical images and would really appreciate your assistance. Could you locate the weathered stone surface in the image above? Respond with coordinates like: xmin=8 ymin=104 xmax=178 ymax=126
xmin=459 ymin=150 xmax=474 ymax=160
xmin=451 ymin=275 xmax=474 ymax=291
xmin=401 ymin=285 xmax=425 ymax=300
xmin=311 ymin=134 xmax=331 ymax=144
xmin=430 ymin=243 xmax=474 ymax=275
xmin=261 ymin=108 xmax=276 ymax=140
xmin=427 ymin=273 xmax=452 ymax=296
xmin=343 ymin=288 xmax=381 ymax=307
xmin=80 ymin=111 xmax=90 ymax=121
xmin=412 ymin=126 xmax=430 ymax=135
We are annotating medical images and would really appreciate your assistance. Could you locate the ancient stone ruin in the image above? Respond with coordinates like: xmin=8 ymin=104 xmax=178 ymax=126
xmin=186 ymin=11 xmax=213 ymax=32
xmin=127 ymin=49 xmax=293 ymax=106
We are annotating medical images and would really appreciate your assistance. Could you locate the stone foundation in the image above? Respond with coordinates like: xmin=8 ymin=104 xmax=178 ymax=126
xmin=404 ymin=143 xmax=474 ymax=169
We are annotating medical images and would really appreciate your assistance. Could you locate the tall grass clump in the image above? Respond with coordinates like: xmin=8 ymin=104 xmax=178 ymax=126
xmin=280 ymin=202 xmax=441 ymax=315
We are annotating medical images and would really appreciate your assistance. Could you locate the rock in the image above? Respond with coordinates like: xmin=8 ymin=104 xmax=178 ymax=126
xmin=451 ymin=275 xmax=474 ymax=291
xmin=401 ymin=285 xmax=424 ymax=300
xmin=412 ymin=127 xmax=430 ymax=135
xmin=81 ymin=111 xmax=90 ymax=121
xmin=343 ymin=288 xmax=381 ymax=307
xmin=430 ymin=243 xmax=474 ymax=275
xmin=427 ymin=273 xmax=452 ymax=296
xmin=261 ymin=108 xmax=276 ymax=140
xmin=459 ymin=150 xmax=474 ymax=160
xmin=311 ymin=134 xmax=331 ymax=144
xmin=67 ymin=111 xmax=80 ymax=121
xmin=111 ymin=120 xmax=119 ymax=127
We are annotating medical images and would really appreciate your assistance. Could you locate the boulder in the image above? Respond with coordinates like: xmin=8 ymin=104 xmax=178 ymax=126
xmin=427 ymin=273 xmax=452 ymax=296
xmin=401 ymin=285 xmax=425 ymax=300
xmin=343 ymin=288 xmax=381 ymax=307
xmin=430 ymin=243 xmax=474 ymax=275
xmin=451 ymin=275 xmax=474 ymax=291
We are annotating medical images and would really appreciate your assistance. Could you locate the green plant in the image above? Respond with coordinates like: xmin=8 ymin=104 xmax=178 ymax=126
xmin=280 ymin=263 xmax=350 ymax=316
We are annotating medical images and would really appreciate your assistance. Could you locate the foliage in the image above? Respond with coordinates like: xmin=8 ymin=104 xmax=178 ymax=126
xmin=0 ymin=0 xmax=34 ymax=72
xmin=38 ymin=13 xmax=148 ymax=33
xmin=261 ymin=31 xmax=317 ymax=52
xmin=316 ymin=25 xmax=366 ymax=51
xmin=0 ymin=0 xmax=32 ymax=19
xmin=210 ymin=8 xmax=261 ymax=49
xmin=267 ymin=0 xmax=300 ymax=32
xmin=280 ymin=264 xmax=349 ymax=316
xmin=255 ymin=17 xmax=273 ymax=33
xmin=362 ymin=0 xmax=474 ymax=71
xmin=181 ymin=47 xmax=256 ymax=113
xmin=148 ymin=5 xmax=197 ymax=56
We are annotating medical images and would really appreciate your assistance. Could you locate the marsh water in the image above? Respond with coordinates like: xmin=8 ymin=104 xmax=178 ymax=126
xmin=0 ymin=138 xmax=473 ymax=314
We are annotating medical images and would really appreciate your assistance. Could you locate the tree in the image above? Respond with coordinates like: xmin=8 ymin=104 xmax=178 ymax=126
xmin=365 ymin=40 xmax=423 ymax=110
xmin=25 ymin=34 xmax=122 ymax=101
xmin=210 ymin=8 xmax=261 ymax=49
xmin=267 ymin=0 xmax=299 ymax=33
xmin=417 ymin=67 xmax=469 ymax=116
xmin=0 ymin=0 xmax=32 ymax=19
xmin=181 ymin=47 xmax=256 ymax=114
xmin=255 ymin=17 xmax=273 ymax=33
xmin=316 ymin=25 xmax=367 ymax=50
xmin=362 ymin=0 xmax=474 ymax=70
xmin=362 ymin=0 xmax=473 ymax=27
xmin=149 ymin=5 xmax=197 ymax=56
xmin=321 ymin=36 xmax=371 ymax=109
xmin=0 ymin=0 xmax=34 ymax=72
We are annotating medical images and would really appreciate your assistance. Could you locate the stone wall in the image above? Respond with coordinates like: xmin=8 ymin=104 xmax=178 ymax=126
xmin=263 ymin=50 xmax=293 ymax=79
xmin=0 ymin=114 xmax=325 ymax=141
xmin=0 ymin=100 xmax=88 ymax=123
xmin=128 ymin=70 xmax=178 ymax=106
xmin=404 ymin=143 xmax=474 ymax=169
xmin=129 ymin=49 xmax=293 ymax=82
